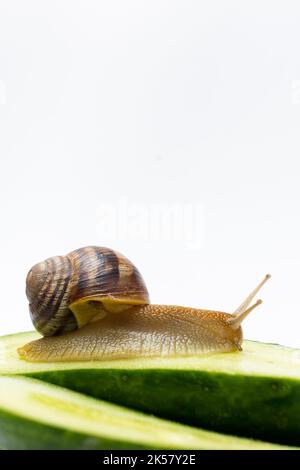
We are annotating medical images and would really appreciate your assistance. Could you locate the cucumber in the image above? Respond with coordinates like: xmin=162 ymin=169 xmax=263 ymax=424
xmin=1 ymin=332 xmax=300 ymax=446
xmin=0 ymin=376 xmax=287 ymax=450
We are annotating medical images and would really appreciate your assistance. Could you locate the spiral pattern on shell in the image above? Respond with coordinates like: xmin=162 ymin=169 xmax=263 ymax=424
xmin=26 ymin=246 xmax=150 ymax=337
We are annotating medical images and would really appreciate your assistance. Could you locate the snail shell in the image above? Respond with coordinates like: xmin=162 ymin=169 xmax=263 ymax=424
xmin=26 ymin=246 xmax=149 ymax=337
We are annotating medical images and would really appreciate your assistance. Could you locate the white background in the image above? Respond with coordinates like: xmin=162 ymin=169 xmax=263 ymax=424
xmin=0 ymin=1 xmax=300 ymax=348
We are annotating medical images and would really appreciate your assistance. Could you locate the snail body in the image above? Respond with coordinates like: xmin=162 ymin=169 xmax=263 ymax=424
xmin=18 ymin=246 xmax=270 ymax=362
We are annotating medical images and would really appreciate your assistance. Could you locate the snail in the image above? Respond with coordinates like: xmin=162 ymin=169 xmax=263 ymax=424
xmin=18 ymin=246 xmax=271 ymax=362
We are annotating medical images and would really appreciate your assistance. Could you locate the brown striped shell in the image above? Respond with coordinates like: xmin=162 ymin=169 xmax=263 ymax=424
xmin=26 ymin=246 xmax=150 ymax=337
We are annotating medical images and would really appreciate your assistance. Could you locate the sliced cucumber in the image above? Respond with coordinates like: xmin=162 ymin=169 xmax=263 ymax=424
xmin=0 ymin=376 xmax=288 ymax=450
xmin=1 ymin=332 xmax=300 ymax=445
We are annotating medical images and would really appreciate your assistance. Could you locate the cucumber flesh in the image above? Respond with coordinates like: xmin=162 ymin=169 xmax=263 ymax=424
xmin=0 ymin=376 xmax=287 ymax=450
xmin=3 ymin=332 xmax=300 ymax=379
xmin=1 ymin=332 xmax=300 ymax=446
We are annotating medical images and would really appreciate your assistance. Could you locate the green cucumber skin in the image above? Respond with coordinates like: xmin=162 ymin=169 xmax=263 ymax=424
xmin=3 ymin=334 xmax=300 ymax=447
xmin=0 ymin=409 xmax=146 ymax=450
xmin=25 ymin=369 xmax=300 ymax=447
